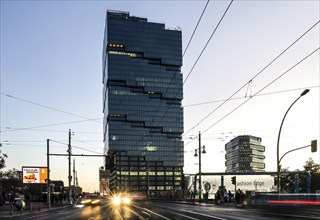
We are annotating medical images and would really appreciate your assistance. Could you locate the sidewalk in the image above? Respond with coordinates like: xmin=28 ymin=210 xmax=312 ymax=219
xmin=0 ymin=202 xmax=65 ymax=219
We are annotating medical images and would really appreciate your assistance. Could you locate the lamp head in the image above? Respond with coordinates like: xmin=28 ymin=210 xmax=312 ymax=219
xmin=300 ymin=89 xmax=310 ymax=96
xmin=202 ymin=146 xmax=206 ymax=154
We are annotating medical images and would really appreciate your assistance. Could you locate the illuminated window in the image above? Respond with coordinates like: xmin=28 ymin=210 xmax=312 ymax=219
xmin=108 ymin=43 xmax=124 ymax=48
xmin=109 ymin=51 xmax=136 ymax=57
xmin=130 ymin=171 xmax=138 ymax=176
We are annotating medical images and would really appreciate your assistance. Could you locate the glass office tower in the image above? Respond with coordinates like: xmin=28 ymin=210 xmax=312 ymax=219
xmin=102 ymin=10 xmax=184 ymax=198
xmin=225 ymin=135 xmax=265 ymax=172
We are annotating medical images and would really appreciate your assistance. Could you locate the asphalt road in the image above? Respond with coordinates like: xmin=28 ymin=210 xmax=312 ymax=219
xmin=1 ymin=199 xmax=320 ymax=220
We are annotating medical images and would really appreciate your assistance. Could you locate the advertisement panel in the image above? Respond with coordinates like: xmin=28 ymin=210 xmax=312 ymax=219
xmin=22 ymin=167 xmax=48 ymax=184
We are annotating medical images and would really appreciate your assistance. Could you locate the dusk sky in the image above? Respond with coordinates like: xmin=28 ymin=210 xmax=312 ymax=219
xmin=1 ymin=0 xmax=319 ymax=192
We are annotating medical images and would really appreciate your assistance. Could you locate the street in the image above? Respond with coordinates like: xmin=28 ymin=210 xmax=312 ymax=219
xmin=2 ymin=199 xmax=320 ymax=220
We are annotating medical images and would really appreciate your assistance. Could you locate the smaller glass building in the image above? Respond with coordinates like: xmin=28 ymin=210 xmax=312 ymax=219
xmin=225 ymin=135 xmax=265 ymax=172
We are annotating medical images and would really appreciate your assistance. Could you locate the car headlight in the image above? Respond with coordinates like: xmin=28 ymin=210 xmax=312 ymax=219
xmin=122 ymin=196 xmax=131 ymax=205
xmin=81 ymin=199 xmax=92 ymax=205
xmin=112 ymin=196 xmax=121 ymax=205
xmin=91 ymin=199 xmax=101 ymax=205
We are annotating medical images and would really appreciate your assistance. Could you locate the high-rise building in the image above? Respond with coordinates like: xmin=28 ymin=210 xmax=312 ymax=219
xmin=102 ymin=10 xmax=184 ymax=198
xmin=225 ymin=135 xmax=265 ymax=172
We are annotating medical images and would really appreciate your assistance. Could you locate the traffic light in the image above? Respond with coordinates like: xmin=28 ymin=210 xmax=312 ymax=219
xmin=311 ymin=140 xmax=317 ymax=153
xmin=231 ymin=176 xmax=236 ymax=185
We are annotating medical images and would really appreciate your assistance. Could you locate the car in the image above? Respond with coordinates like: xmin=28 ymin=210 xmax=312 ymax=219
xmin=111 ymin=193 xmax=132 ymax=206
xmin=79 ymin=194 xmax=101 ymax=205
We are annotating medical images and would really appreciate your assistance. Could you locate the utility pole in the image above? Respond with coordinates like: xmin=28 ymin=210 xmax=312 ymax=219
xmin=47 ymin=139 xmax=51 ymax=209
xmin=73 ymin=159 xmax=76 ymax=196
xmin=68 ymin=129 xmax=72 ymax=203
xmin=198 ymin=131 xmax=202 ymax=200
xmin=76 ymin=171 xmax=78 ymax=188
xmin=193 ymin=131 xmax=206 ymax=201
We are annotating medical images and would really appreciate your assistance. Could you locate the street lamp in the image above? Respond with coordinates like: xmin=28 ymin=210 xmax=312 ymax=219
xmin=276 ymin=89 xmax=309 ymax=193
xmin=194 ymin=131 xmax=206 ymax=200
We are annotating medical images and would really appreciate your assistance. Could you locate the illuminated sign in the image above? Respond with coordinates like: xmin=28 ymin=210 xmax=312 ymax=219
xmin=22 ymin=167 xmax=48 ymax=184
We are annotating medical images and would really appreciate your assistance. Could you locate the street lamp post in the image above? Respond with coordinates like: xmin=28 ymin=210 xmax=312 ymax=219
xmin=276 ymin=89 xmax=309 ymax=193
xmin=194 ymin=131 xmax=206 ymax=200
xmin=144 ymin=147 xmax=156 ymax=199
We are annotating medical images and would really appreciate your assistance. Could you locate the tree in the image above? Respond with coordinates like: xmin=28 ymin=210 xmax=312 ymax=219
xmin=1 ymin=168 xmax=22 ymax=180
xmin=280 ymin=167 xmax=299 ymax=193
xmin=0 ymin=168 xmax=23 ymax=192
xmin=303 ymin=158 xmax=320 ymax=173
xmin=0 ymin=144 xmax=8 ymax=170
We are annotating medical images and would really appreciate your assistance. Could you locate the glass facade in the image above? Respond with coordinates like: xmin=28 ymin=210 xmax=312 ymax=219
xmin=225 ymin=135 xmax=265 ymax=172
xmin=102 ymin=10 xmax=184 ymax=197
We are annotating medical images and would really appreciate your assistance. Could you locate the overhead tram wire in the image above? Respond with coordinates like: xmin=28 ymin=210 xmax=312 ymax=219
xmin=183 ymin=19 xmax=320 ymax=137
xmin=50 ymin=139 xmax=102 ymax=155
xmin=149 ymin=0 xmax=210 ymax=119
xmin=183 ymin=85 xmax=319 ymax=107
xmin=1 ymin=117 xmax=102 ymax=133
xmin=184 ymin=47 xmax=319 ymax=148
xmin=135 ymin=0 xmax=211 ymax=145
xmin=146 ymin=0 xmax=233 ymax=141
xmin=183 ymin=0 xmax=210 ymax=58
xmin=1 ymin=92 xmax=102 ymax=124
xmin=2 ymin=88 xmax=317 ymax=134
xmin=183 ymin=0 xmax=234 ymax=85
xmin=156 ymin=0 xmax=234 ymax=130
xmin=201 ymin=47 xmax=320 ymax=136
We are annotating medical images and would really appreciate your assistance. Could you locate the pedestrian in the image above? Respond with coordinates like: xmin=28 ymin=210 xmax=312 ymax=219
xmin=215 ymin=189 xmax=221 ymax=204
xmin=235 ymin=189 xmax=240 ymax=204
xmin=223 ymin=189 xmax=228 ymax=203
xmin=228 ymin=190 xmax=233 ymax=203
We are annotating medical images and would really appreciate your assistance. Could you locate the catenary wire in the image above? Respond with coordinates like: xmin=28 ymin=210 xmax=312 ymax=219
xmin=184 ymin=47 xmax=319 ymax=147
xmin=147 ymin=0 xmax=211 ymax=125
xmin=147 ymin=0 xmax=233 ymax=142
xmin=50 ymin=139 xmax=102 ymax=155
xmin=201 ymin=47 xmax=319 ymax=136
xmin=1 ymin=84 xmax=317 ymax=134
xmin=123 ymin=0 xmax=212 ymax=149
xmin=1 ymin=118 xmax=102 ymax=133
xmin=183 ymin=20 xmax=320 ymax=137
xmin=183 ymin=0 xmax=234 ymax=85
xmin=184 ymin=85 xmax=319 ymax=107
xmin=0 ymin=92 xmax=101 ymax=124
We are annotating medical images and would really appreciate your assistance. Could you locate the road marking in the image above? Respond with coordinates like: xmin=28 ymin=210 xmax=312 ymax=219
xmin=165 ymin=209 xmax=200 ymax=220
xmin=142 ymin=210 xmax=152 ymax=217
xmin=141 ymin=208 xmax=171 ymax=220
xmin=114 ymin=208 xmax=124 ymax=220
xmin=149 ymin=203 xmax=228 ymax=220
xmin=123 ymin=206 xmax=146 ymax=220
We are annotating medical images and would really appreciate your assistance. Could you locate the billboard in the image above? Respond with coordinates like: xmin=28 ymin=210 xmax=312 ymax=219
xmin=22 ymin=167 xmax=48 ymax=184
